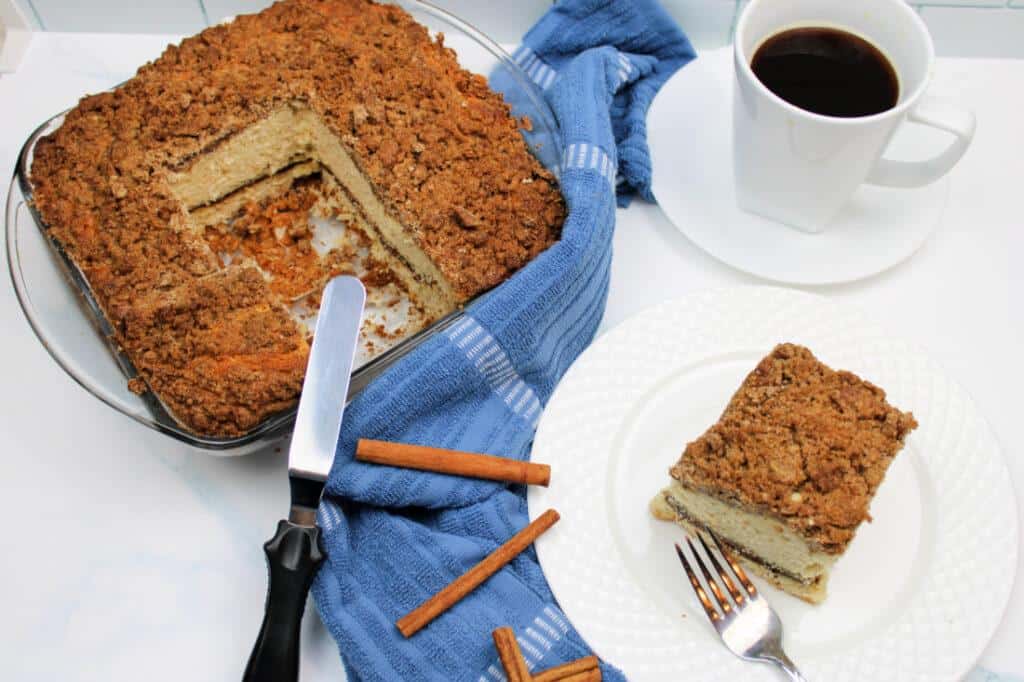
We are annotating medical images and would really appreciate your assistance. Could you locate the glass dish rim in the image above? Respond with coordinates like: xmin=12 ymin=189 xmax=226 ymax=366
xmin=6 ymin=0 xmax=562 ymax=452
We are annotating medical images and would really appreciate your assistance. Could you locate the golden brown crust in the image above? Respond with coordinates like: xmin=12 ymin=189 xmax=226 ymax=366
xmin=29 ymin=0 xmax=563 ymax=436
xmin=670 ymin=343 xmax=917 ymax=554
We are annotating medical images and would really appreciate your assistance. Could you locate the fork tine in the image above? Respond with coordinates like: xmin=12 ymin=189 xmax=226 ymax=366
xmin=674 ymin=542 xmax=721 ymax=623
xmin=696 ymin=533 xmax=745 ymax=606
xmin=685 ymin=537 xmax=733 ymax=616
xmin=707 ymin=530 xmax=758 ymax=598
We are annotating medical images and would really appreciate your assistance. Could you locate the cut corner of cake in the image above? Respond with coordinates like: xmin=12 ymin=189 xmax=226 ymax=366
xmin=651 ymin=342 xmax=918 ymax=604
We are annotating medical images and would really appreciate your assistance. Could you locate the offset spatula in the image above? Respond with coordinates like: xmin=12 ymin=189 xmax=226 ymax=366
xmin=243 ymin=275 xmax=366 ymax=682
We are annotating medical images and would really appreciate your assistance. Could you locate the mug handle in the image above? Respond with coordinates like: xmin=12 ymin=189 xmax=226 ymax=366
xmin=866 ymin=95 xmax=976 ymax=188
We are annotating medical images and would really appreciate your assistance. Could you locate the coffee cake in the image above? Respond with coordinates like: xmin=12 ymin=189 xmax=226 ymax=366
xmin=29 ymin=0 xmax=564 ymax=437
xmin=650 ymin=343 xmax=917 ymax=603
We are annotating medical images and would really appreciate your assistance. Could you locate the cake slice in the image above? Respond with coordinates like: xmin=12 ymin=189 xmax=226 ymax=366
xmin=650 ymin=343 xmax=917 ymax=603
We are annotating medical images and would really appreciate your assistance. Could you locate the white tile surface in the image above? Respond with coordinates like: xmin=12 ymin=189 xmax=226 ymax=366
xmin=17 ymin=0 xmax=743 ymax=52
xmin=203 ymin=0 xmax=553 ymax=43
xmin=14 ymin=0 xmax=1024 ymax=61
xmin=396 ymin=0 xmax=548 ymax=43
xmin=199 ymin=0 xmax=266 ymax=24
xmin=8 ymin=0 xmax=39 ymax=28
xmin=662 ymin=0 xmax=737 ymax=48
xmin=912 ymin=0 xmax=1006 ymax=7
xmin=204 ymin=0 xmax=737 ymax=48
xmin=28 ymin=0 xmax=205 ymax=33
xmin=1 ymin=0 xmax=33 ymax=70
xmin=920 ymin=6 xmax=1024 ymax=58
xmin=736 ymin=0 xmax=1024 ymax=58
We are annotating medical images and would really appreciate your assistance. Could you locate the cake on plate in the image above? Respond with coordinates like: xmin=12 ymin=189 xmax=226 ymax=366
xmin=650 ymin=343 xmax=917 ymax=603
xmin=29 ymin=0 xmax=564 ymax=437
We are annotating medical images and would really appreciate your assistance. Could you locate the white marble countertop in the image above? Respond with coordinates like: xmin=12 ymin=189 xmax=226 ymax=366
xmin=0 ymin=31 xmax=1021 ymax=681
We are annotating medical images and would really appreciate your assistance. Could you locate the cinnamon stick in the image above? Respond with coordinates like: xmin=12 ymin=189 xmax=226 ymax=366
xmin=396 ymin=509 xmax=560 ymax=637
xmin=357 ymin=438 xmax=551 ymax=487
xmin=533 ymin=656 xmax=601 ymax=682
xmin=553 ymin=671 xmax=601 ymax=682
xmin=492 ymin=627 xmax=531 ymax=682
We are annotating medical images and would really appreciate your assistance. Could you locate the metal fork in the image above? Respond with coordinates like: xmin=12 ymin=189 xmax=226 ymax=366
xmin=674 ymin=532 xmax=808 ymax=681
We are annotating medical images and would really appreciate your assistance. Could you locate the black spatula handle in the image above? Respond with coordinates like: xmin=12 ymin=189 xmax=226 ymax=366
xmin=243 ymin=520 xmax=324 ymax=682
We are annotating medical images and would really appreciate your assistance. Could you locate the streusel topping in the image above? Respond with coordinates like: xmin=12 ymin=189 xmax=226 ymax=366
xmin=670 ymin=343 xmax=918 ymax=553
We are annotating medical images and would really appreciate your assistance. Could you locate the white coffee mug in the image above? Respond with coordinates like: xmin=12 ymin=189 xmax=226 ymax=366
xmin=733 ymin=0 xmax=976 ymax=233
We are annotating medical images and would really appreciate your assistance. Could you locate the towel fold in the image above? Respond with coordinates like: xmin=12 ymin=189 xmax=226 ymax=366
xmin=311 ymin=1 xmax=695 ymax=679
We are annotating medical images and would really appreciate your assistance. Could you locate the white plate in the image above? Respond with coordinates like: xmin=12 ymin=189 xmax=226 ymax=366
xmin=648 ymin=49 xmax=950 ymax=285
xmin=528 ymin=287 xmax=1018 ymax=681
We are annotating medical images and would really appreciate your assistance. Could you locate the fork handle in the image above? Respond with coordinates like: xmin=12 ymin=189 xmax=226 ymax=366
xmin=780 ymin=666 xmax=808 ymax=682
xmin=768 ymin=651 xmax=808 ymax=682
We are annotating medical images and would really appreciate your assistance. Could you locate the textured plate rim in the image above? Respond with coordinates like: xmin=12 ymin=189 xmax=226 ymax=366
xmin=528 ymin=286 xmax=1018 ymax=681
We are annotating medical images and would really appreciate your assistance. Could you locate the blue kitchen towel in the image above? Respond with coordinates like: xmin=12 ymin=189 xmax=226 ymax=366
xmin=311 ymin=1 xmax=695 ymax=679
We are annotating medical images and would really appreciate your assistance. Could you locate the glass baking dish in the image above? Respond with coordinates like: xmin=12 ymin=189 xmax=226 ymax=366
xmin=5 ymin=0 xmax=562 ymax=455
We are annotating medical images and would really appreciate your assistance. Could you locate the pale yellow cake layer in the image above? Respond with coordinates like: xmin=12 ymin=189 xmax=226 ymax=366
xmin=654 ymin=502 xmax=828 ymax=604
xmin=651 ymin=482 xmax=837 ymax=602
xmin=306 ymin=112 xmax=457 ymax=314
xmin=316 ymin=172 xmax=448 ymax=319
xmin=167 ymin=103 xmax=457 ymax=316
xmin=166 ymin=104 xmax=313 ymax=208
xmin=189 ymin=160 xmax=321 ymax=230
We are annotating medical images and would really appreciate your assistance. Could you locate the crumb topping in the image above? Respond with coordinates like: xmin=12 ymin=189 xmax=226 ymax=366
xmin=670 ymin=343 xmax=918 ymax=553
xmin=120 ymin=267 xmax=309 ymax=436
xmin=29 ymin=0 xmax=563 ymax=436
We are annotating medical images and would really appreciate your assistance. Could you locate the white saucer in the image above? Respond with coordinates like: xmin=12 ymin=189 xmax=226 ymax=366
xmin=648 ymin=48 xmax=950 ymax=286
xmin=528 ymin=287 xmax=1017 ymax=682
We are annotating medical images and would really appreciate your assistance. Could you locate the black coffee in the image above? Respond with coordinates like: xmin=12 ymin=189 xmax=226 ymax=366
xmin=751 ymin=27 xmax=898 ymax=118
